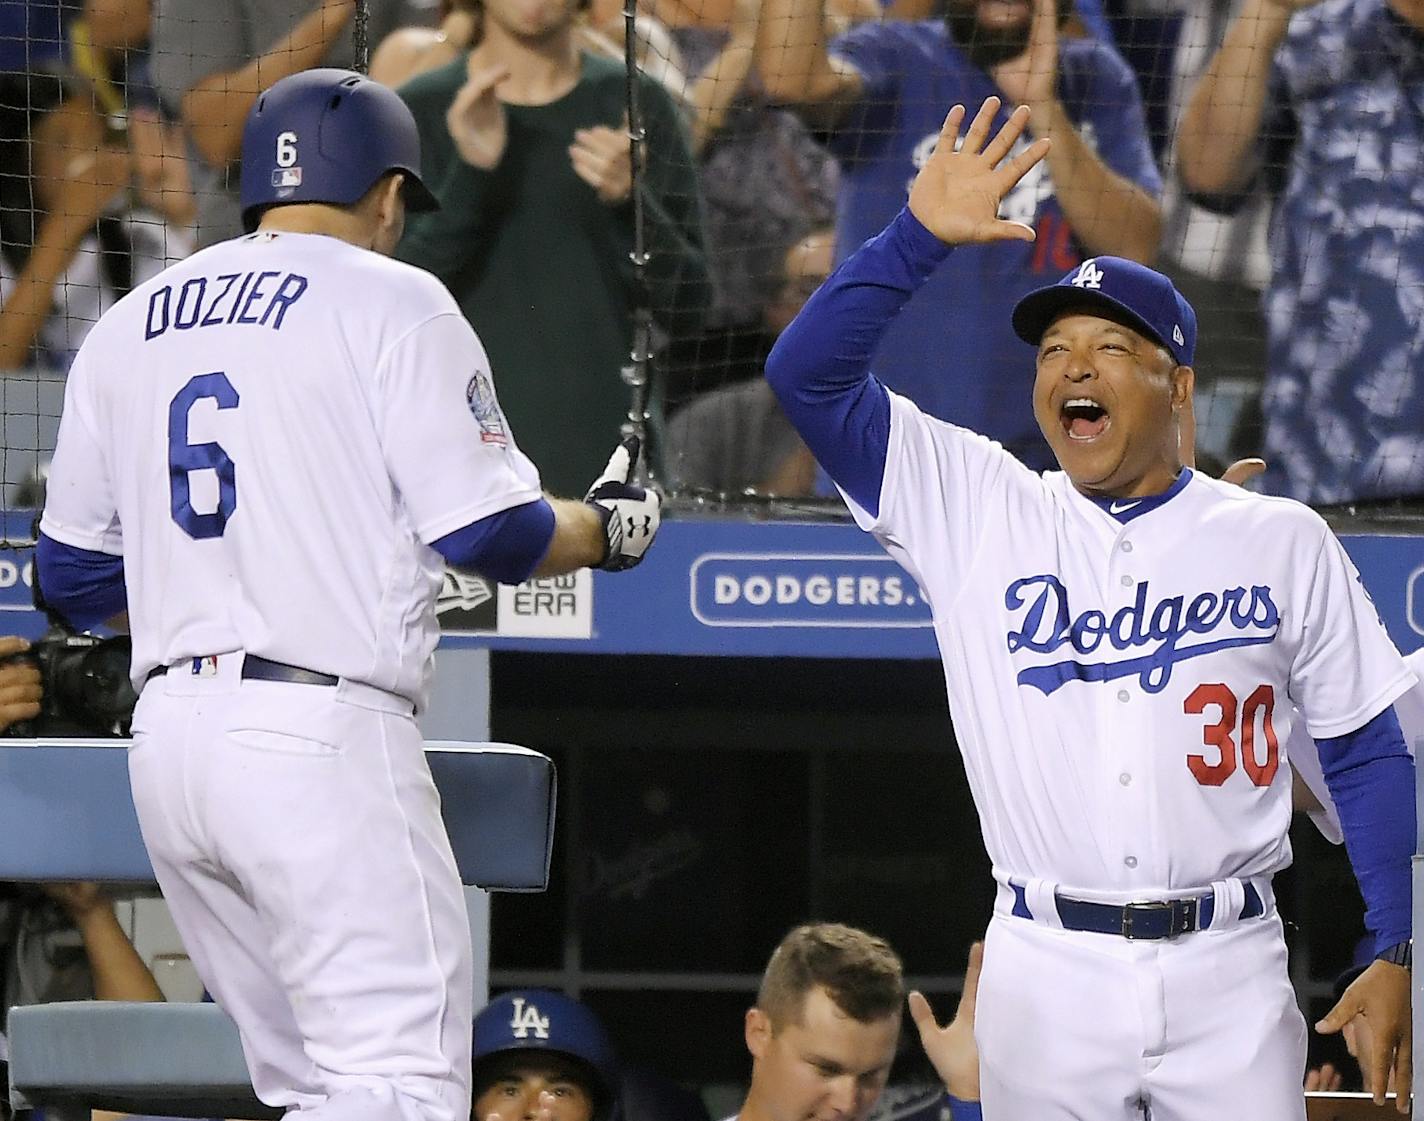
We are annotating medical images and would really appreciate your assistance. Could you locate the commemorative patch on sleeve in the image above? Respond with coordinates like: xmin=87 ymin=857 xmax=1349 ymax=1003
xmin=465 ymin=369 xmax=508 ymax=446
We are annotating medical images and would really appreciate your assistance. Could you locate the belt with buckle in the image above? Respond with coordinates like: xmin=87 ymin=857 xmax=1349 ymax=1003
xmin=1051 ymin=884 xmax=1265 ymax=940
xmin=147 ymin=655 xmax=338 ymax=687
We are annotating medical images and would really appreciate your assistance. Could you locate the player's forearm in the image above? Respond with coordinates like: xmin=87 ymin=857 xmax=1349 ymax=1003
xmin=756 ymin=0 xmax=859 ymax=106
xmin=1317 ymin=707 xmax=1416 ymax=949
xmin=1031 ymin=102 xmax=1162 ymax=263
xmin=181 ymin=2 xmax=357 ymax=168
xmin=73 ymin=904 xmax=166 ymax=1002
xmin=535 ymin=500 xmax=608 ymax=576
xmin=1175 ymin=0 xmax=1290 ymax=196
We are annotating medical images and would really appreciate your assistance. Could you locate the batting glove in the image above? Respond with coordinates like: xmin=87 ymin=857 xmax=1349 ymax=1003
xmin=584 ymin=436 xmax=661 ymax=572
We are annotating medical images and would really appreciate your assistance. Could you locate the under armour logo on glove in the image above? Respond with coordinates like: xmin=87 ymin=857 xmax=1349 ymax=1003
xmin=584 ymin=436 xmax=662 ymax=572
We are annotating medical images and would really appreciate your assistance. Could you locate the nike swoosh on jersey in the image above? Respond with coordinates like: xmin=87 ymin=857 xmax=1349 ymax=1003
xmin=1109 ymin=500 xmax=1142 ymax=514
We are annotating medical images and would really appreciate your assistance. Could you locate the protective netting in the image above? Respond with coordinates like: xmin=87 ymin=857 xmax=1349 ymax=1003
xmin=2 ymin=0 xmax=1422 ymax=518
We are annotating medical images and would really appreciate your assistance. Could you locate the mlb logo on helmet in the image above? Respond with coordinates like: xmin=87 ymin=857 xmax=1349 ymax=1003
xmin=509 ymin=997 xmax=552 ymax=1040
xmin=271 ymin=168 xmax=303 ymax=189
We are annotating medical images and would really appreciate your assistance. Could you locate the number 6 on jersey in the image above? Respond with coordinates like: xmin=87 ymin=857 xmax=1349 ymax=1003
xmin=169 ymin=371 xmax=239 ymax=540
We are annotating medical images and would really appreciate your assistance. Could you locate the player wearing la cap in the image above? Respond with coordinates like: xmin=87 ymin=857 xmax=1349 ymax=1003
xmin=766 ymin=97 xmax=1416 ymax=1120
xmin=470 ymin=991 xmax=617 ymax=1121
xmin=33 ymin=68 xmax=660 ymax=1121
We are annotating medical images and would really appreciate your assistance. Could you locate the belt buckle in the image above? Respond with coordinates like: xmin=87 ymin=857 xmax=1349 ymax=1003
xmin=1121 ymin=901 xmax=1174 ymax=940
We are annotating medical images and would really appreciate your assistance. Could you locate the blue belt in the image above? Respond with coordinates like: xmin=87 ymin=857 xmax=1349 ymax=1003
xmin=1011 ymin=883 xmax=1265 ymax=940
xmin=147 ymin=655 xmax=338 ymax=687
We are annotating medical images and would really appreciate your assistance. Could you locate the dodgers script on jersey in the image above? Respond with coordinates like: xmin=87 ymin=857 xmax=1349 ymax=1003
xmin=40 ymin=230 xmax=541 ymax=707
xmin=846 ymin=391 xmax=1415 ymax=898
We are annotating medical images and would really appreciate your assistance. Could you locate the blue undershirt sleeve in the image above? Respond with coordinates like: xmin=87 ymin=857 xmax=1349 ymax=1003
xmin=946 ymin=1094 xmax=981 ymax=1121
xmin=35 ymin=532 xmax=127 ymax=631
xmin=431 ymin=499 xmax=556 ymax=585
xmin=763 ymin=207 xmax=952 ymax=517
xmin=1314 ymin=705 xmax=1415 ymax=951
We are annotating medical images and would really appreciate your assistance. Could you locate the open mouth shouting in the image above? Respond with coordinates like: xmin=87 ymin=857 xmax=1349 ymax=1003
xmin=1061 ymin=397 xmax=1111 ymax=442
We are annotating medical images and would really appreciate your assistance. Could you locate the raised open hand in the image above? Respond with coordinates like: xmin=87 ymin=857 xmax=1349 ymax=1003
xmin=907 ymin=98 xmax=1051 ymax=247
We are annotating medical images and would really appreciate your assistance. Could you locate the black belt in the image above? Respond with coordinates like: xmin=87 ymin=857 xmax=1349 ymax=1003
xmin=1010 ymin=882 xmax=1266 ymax=940
xmin=147 ymin=655 xmax=338 ymax=687
xmin=1055 ymin=884 xmax=1265 ymax=940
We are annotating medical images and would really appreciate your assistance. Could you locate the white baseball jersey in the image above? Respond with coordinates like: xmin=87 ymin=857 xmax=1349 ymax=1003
xmin=847 ymin=391 xmax=1416 ymax=898
xmin=1290 ymin=645 xmax=1424 ymax=843
xmin=41 ymin=230 xmax=541 ymax=706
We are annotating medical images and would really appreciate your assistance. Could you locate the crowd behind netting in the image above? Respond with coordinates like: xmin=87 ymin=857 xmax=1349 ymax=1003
xmin=1 ymin=0 xmax=1421 ymax=510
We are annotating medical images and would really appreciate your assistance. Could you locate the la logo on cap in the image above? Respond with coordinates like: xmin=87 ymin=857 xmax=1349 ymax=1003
xmin=1172 ymin=324 xmax=1185 ymax=346
xmin=1070 ymin=260 xmax=1104 ymax=290
xmin=509 ymin=998 xmax=551 ymax=1040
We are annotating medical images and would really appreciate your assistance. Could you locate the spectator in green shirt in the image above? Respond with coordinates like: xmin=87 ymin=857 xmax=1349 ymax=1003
xmin=395 ymin=0 xmax=711 ymax=494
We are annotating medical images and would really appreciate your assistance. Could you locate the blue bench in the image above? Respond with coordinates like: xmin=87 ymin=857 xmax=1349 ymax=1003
xmin=1 ymin=738 xmax=556 ymax=1120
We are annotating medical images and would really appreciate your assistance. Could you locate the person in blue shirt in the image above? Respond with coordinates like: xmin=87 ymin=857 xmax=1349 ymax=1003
xmin=756 ymin=0 xmax=1162 ymax=470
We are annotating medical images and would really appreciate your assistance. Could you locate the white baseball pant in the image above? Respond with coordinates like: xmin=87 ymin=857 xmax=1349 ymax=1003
xmin=976 ymin=890 xmax=1306 ymax=1120
xmin=128 ymin=655 xmax=473 ymax=1121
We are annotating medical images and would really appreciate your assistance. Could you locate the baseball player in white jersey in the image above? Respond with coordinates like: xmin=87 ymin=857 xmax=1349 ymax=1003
xmin=765 ymin=99 xmax=1417 ymax=1119
xmin=34 ymin=69 xmax=661 ymax=1121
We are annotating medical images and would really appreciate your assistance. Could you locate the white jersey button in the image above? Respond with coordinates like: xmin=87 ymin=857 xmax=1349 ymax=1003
xmin=1120 ymin=575 xmax=1133 ymax=586
xmin=1121 ymin=541 xmax=1134 ymax=553
xmin=1119 ymin=772 xmax=1132 ymax=786
xmin=1124 ymin=855 xmax=1138 ymax=868
xmin=1117 ymin=689 xmax=1130 ymax=703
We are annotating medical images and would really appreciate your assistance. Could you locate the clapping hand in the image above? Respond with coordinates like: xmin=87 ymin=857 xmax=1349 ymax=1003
xmin=447 ymin=54 xmax=510 ymax=170
xmin=569 ymin=119 xmax=633 ymax=205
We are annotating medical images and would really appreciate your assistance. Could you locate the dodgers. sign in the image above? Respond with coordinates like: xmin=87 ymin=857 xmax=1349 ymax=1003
xmin=691 ymin=553 xmax=932 ymax=628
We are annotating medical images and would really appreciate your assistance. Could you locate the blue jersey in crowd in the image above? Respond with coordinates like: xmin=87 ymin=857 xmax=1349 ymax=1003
xmin=0 ymin=0 xmax=66 ymax=73
xmin=1258 ymin=0 xmax=1424 ymax=504
xmin=828 ymin=22 xmax=1161 ymax=468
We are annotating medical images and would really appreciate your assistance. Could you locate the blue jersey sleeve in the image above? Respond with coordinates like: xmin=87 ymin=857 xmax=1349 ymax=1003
xmin=947 ymin=1095 xmax=982 ymax=1121
xmin=764 ymin=206 xmax=951 ymax=516
xmin=35 ymin=532 xmax=127 ymax=631
xmin=1314 ymin=705 xmax=1415 ymax=951
xmin=432 ymin=500 xmax=557 ymax=586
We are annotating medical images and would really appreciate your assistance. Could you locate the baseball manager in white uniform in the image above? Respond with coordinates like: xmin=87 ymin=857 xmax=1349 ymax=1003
xmin=766 ymin=98 xmax=1416 ymax=1119
xmin=35 ymin=68 xmax=661 ymax=1121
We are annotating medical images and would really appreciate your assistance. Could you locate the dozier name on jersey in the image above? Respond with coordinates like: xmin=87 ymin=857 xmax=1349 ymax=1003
xmin=1004 ymin=574 xmax=1280 ymax=696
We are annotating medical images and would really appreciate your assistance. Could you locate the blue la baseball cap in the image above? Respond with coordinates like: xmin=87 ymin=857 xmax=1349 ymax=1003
xmin=472 ymin=990 xmax=617 ymax=1104
xmin=1011 ymin=256 xmax=1197 ymax=367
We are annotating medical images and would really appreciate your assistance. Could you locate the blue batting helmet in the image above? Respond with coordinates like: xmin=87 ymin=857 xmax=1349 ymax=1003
xmin=239 ymin=68 xmax=438 ymax=233
xmin=472 ymin=990 xmax=617 ymax=1109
